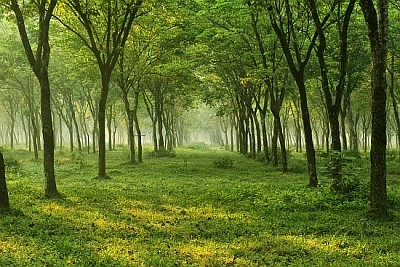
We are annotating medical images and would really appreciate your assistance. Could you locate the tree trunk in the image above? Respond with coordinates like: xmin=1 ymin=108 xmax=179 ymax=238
xmin=340 ymin=110 xmax=348 ymax=151
xmin=389 ymin=55 xmax=400 ymax=155
xmin=249 ymin=111 xmax=256 ymax=158
xmin=297 ymin=79 xmax=318 ymax=187
xmin=68 ymin=124 xmax=74 ymax=152
xmin=30 ymin=104 xmax=39 ymax=160
xmin=127 ymin=114 xmax=136 ymax=164
xmin=0 ymin=152 xmax=10 ymax=209
xmin=98 ymin=73 xmax=110 ymax=179
xmin=72 ymin=111 xmax=82 ymax=152
xmin=260 ymin=113 xmax=270 ymax=162
xmin=272 ymin=118 xmax=278 ymax=166
xmin=360 ymin=0 xmax=388 ymax=217
xmin=230 ymin=115 xmax=235 ymax=152
xmin=107 ymin=104 xmax=113 ymax=151
xmin=39 ymin=74 xmax=58 ymax=197
xmin=133 ymin=113 xmax=142 ymax=163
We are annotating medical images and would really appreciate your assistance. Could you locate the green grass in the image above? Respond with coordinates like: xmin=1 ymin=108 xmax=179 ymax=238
xmin=0 ymin=147 xmax=400 ymax=266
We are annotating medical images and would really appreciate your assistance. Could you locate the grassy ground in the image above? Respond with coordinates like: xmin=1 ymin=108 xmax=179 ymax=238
xmin=0 ymin=146 xmax=400 ymax=266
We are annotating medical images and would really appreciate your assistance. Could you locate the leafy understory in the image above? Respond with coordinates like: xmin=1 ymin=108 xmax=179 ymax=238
xmin=0 ymin=148 xmax=399 ymax=266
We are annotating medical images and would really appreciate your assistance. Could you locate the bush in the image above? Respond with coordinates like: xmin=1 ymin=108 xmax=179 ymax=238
xmin=213 ymin=156 xmax=233 ymax=169
xmin=71 ymin=152 xmax=88 ymax=168
xmin=185 ymin=142 xmax=209 ymax=150
xmin=321 ymin=150 xmax=367 ymax=199
xmin=386 ymin=149 xmax=399 ymax=162
xmin=4 ymin=156 xmax=22 ymax=174
xmin=148 ymin=150 xmax=176 ymax=158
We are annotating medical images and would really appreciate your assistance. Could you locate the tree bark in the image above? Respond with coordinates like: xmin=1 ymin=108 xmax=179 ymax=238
xmin=389 ymin=55 xmax=400 ymax=155
xmin=133 ymin=91 xmax=143 ymax=163
xmin=40 ymin=74 xmax=57 ymax=197
xmin=98 ymin=72 xmax=110 ymax=178
xmin=0 ymin=152 xmax=10 ymax=209
xmin=360 ymin=0 xmax=388 ymax=217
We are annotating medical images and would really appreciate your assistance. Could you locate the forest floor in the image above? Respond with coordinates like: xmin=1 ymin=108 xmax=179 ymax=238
xmin=0 ymin=145 xmax=400 ymax=266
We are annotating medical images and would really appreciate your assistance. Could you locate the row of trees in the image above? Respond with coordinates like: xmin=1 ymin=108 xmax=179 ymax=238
xmin=182 ymin=0 xmax=391 ymax=216
xmin=0 ymin=0 xmax=396 ymax=216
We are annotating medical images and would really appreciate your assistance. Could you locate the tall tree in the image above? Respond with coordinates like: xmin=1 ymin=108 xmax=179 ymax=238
xmin=309 ymin=0 xmax=356 ymax=192
xmin=8 ymin=0 xmax=58 ymax=198
xmin=266 ymin=0 xmax=320 ymax=186
xmin=56 ymin=0 xmax=144 ymax=178
xmin=360 ymin=0 xmax=389 ymax=217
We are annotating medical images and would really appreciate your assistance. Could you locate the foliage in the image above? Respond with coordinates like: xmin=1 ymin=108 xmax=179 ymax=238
xmin=320 ymin=150 xmax=368 ymax=199
xmin=0 ymin=148 xmax=399 ymax=266
xmin=213 ymin=156 xmax=233 ymax=169
xmin=386 ymin=149 xmax=399 ymax=162
xmin=4 ymin=155 xmax=21 ymax=174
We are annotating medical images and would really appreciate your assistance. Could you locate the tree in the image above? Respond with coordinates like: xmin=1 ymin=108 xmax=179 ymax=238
xmin=0 ymin=152 xmax=10 ymax=209
xmin=266 ymin=0 xmax=320 ymax=186
xmin=8 ymin=0 xmax=58 ymax=198
xmin=246 ymin=0 xmax=287 ymax=171
xmin=360 ymin=0 xmax=389 ymax=217
xmin=56 ymin=0 xmax=144 ymax=178
xmin=309 ymin=0 xmax=356 ymax=192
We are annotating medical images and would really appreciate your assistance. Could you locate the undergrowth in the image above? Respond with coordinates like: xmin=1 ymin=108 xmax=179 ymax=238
xmin=0 ymin=147 xmax=398 ymax=266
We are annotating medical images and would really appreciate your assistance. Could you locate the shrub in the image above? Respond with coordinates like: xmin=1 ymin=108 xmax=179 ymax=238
xmin=386 ymin=149 xmax=398 ymax=162
xmin=321 ymin=150 xmax=367 ymax=199
xmin=185 ymin=142 xmax=209 ymax=150
xmin=213 ymin=156 xmax=233 ymax=169
xmin=71 ymin=152 xmax=88 ymax=168
xmin=4 ymin=156 xmax=22 ymax=174
xmin=148 ymin=150 xmax=176 ymax=158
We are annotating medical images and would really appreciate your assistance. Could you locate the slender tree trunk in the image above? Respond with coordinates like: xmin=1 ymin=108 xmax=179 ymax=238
xmin=133 ymin=114 xmax=142 ymax=163
xmin=98 ymin=73 xmax=110 ymax=178
xmin=230 ymin=115 xmax=235 ymax=152
xmin=272 ymin=118 xmax=278 ymax=166
xmin=59 ymin=114 xmax=63 ymax=149
xmin=152 ymin=119 xmax=158 ymax=152
xmin=10 ymin=118 xmax=15 ymax=149
xmin=298 ymin=80 xmax=318 ymax=187
xmin=260 ymin=113 xmax=270 ymax=162
xmin=253 ymin=112 xmax=262 ymax=153
xmin=156 ymin=97 xmax=165 ymax=151
xmin=72 ymin=112 xmax=81 ymax=152
xmin=68 ymin=124 xmax=74 ymax=152
xmin=249 ymin=111 xmax=256 ymax=158
xmin=30 ymin=106 xmax=39 ymax=160
xmin=273 ymin=113 xmax=288 ymax=173
xmin=340 ymin=110 xmax=348 ymax=151
xmin=128 ymin=114 xmax=136 ymax=163
xmin=389 ymin=55 xmax=400 ymax=154
xmin=107 ymin=104 xmax=113 ymax=151
xmin=39 ymin=74 xmax=58 ymax=197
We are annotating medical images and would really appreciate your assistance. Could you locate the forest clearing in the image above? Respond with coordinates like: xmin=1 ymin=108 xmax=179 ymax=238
xmin=0 ymin=146 xmax=400 ymax=266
